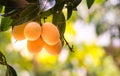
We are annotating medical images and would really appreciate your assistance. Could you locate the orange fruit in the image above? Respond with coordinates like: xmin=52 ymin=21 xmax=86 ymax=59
xmin=12 ymin=22 xmax=27 ymax=40
xmin=44 ymin=40 xmax=62 ymax=55
xmin=24 ymin=22 xmax=41 ymax=41
xmin=27 ymin=37 xmax=45 ymax=54
xmin=41 ymin=22 xmax=60 ymax=45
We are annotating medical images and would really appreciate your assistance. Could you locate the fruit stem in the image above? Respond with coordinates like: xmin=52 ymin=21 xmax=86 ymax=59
xmin=62 ymin=34 xmax=74 ymax=52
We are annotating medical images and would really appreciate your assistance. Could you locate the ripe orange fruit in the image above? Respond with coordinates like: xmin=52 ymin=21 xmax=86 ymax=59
xmin=27 ymin=37 xmax=45 ymax=54
xmin=24 ymin=22 xmax=41 ymax=41
xmin=12 ymin=22 xmax=27 ymax=40
xmin=41 ymin=22 xmax=60 ymax=45
xmin=44 ymin=40 xmax=62 ymax=55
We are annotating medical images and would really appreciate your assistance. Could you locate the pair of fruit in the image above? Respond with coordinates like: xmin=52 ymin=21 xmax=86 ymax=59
xmin=12 ymin=22 xmax=62 ymax=55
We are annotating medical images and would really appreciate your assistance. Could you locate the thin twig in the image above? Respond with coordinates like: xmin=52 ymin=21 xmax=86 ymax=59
xmin=62 ymin=35 xmax=74 ymax=52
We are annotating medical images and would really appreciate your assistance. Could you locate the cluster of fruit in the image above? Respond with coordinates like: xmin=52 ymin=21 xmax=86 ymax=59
xmin=12 ymin=22 xmax=62 ymax=55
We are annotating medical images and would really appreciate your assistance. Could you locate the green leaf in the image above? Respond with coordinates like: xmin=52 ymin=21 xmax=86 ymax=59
xmin=2 ymin=0 xmax=28 ymax=13
xmin=52 ymin=1 xmax=64 ymax=13
xmin=0 ymin=52 xmax=17 ymax=76
xmin=72 ymin=0 xmax=82 ymax=8
xmin=6 ymin=65 xmax=17 ymax=76
xmin=66 ymin=0 xmax=82 ymax=20
xmin=0 ymin=17 xmax=12 ymax=32
xmin=52 ymin=12 xmax=66 ymax=45
xmin=11 ymin=4 xmax=39 ymax=26
xmin=52 ymin=12 xmax=66 ymax=35
xmin=0 ymin=51 xmax=7 ymax=65
xmin=86 ymin=0 xmax=95 ymax=9
xmin=3 ymin=8 xmax=23 ymax=17
xmin=0 ymin=5 xmax=3 ymax=12
xmin=41 ymin=9 xmax=52 ymax=18
xmin=39 ymin=0 xmax=56 ymax=11
xmin=67 ymin=6 xmax=73 ymax=20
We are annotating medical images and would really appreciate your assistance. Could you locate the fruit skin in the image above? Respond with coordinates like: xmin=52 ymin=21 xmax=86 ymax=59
xmin=41 ymin=22 xmax=60 ymax=45
xmin=24 ymin=22 xmax=41 ymax=41
xmin=44 ymin=40 xmax=62 ymax=55
xmin=27 ymin=37 xmax=45 ymax=54
xmin=12 ymin=22 xmax=27 ymax=40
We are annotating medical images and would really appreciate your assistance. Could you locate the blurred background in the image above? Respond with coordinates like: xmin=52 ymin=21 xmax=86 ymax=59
xmin=0 ymin=0 xmax=120 ymax=76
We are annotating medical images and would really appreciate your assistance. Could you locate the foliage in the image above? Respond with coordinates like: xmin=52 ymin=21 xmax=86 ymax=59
xmin=86 ymin=0 xmax=95 ymax=9
xmin=0 ymin=52 xmax=17 ymax=76
xmin=0 ymin=0 xmax=96 ymax=75
xmin=1 ymin=0 xmax=120 ymax=76
xmin=0 ymin=17 xmax=12 ymax=31
xmin=0 ymin=0 xmax=95 ymax=51
xmin=0 ymin=0 xmax=95 ymax=31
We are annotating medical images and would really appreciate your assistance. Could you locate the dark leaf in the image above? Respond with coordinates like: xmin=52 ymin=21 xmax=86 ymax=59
xmin=0 ymin=5 xmax=3 ymax=12
xmin=39 ymin=0 xmax=56 ymax=11
xmin=2 ymin=0 xmax=29 ymax=17
xmin=6 ymin=65 xmax=17 ymax=76
xmin=0 ymin=17 xmax=12 ymax=32
xmin=52 ymin=1 xmax=65 ymax=15
xmin=3 ymin=0 xmax=29 ymax=13
xmin=52 ymin=12 xmax=66 ymax=45
xmin=67 ymin=6 xmax=73 ymax=20
xmin=72 ymin=0 xmax=82 ymax=8
xmin=11 ymin=4 xmax=39 ymax=26
xmin=86 ymin=0 xmax=95 ymax=9
xmin=0 ymin=51 xmax=7 ymax=65
xmin=3 ymin=8 xmax=22 ymax=17
xmin=52 ymin=12 xmax=66 ymax=35
xmin=41 ymin=9 xmax=52 ymax=18
xmin=72 ymin=8 xmax=77 ymax=11
xmin=66 ymin=0 xmax=81 ymax=19
xmin=26 ymin=0 xmax=37 ymax=3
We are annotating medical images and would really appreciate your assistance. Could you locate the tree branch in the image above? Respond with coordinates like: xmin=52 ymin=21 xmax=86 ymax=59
xmin=62 ymin=35 xmax=74 ymax=52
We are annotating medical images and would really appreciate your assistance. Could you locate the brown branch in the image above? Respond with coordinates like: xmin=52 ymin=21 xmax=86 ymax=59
xmin=62 ymin=34 xmax=74 ymax=52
